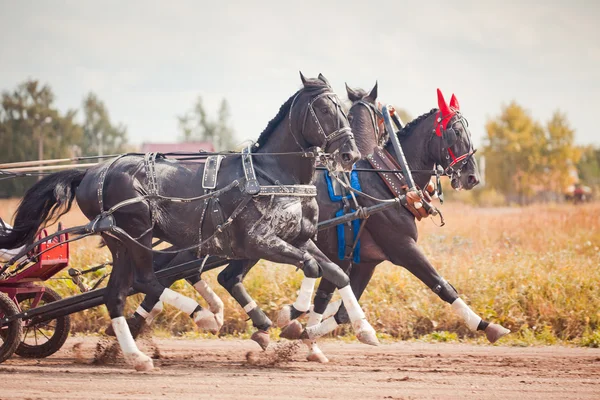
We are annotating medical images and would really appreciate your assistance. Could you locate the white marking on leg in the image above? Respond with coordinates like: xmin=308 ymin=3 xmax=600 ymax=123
xmin=338 ymin=285 xmax=365 ymax=322
xmin=194 ymin=280 xmax=224 ymax=327
xmin=307 ymin=311 xmax=322 ymax=327
xmin=243 ymin=300 xmax=257 ymax=313
xmin=111 ymin=317 xmax=153 ymax=371
xmin=451 ymin=298 xmax=482 ymax=331
xmin=305 ymin=316 xmax=338 ymax=339
xmin=135 ymin=305 xmax=150 ymax=319
xmin=194 ymin=280 xmax=224 ymax=314
xmin=293 ymin=277 xmax=317 ymax=313
xmin=322 ymin=299 xmax=342 ymax=320
xmin=159 ymin=288 xmax=198 ymax=315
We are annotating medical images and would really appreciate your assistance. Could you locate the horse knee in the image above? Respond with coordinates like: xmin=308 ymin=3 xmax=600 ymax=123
xmin=302 ymin=254 xmax=321 ymax=279
xmin=217 ymin=268 xmax=237 ymax=291
xmin=432 ymin=278 xmax=458 ymax=304
xmin=321 ymin=266 xmax=349 ymax=289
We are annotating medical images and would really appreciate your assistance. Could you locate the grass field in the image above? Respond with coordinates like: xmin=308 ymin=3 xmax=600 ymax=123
xmin=1 ymin=198 xmax=599 ymax=346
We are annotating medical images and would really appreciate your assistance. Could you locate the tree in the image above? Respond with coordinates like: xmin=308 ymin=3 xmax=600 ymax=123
xmin=540 ymin=111 xmax=580 ymax=193
xmin=82 ymin=92 xmax=127 ymax=157
xmin=0 ymin=80 xmax=82 ymax=197
xmin=176 ymin=96 xmax=235 ymax=150
xmin=483 ymin=103 xmax=580 ymax=204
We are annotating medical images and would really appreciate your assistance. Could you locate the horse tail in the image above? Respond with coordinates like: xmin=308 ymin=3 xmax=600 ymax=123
xmin=0 ymin=169 xmax=87 ymax=249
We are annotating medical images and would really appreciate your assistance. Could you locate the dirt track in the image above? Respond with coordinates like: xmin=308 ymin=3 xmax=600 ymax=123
xmin=0 ymin=337 xmax=598 ymax=400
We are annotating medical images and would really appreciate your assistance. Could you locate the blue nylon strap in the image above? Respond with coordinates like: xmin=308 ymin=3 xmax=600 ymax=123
xmin=325 ymin=170 xmax=362 ymax=263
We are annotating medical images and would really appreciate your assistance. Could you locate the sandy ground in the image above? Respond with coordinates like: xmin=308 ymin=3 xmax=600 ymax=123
xmin=0 ymin=337 xmax=598 ymax=400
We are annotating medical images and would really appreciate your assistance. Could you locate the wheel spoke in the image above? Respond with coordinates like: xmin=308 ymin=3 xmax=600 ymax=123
xmin=36 ymin=327 xmax=51 ymax=341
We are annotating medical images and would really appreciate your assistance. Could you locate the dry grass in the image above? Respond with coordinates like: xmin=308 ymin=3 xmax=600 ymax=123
xmin=1 ymin=199 xmax=599 ymax=345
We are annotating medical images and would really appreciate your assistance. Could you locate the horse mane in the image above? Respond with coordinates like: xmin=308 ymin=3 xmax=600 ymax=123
xmin=253 ymin=78 xmax=330 ymax=151
xmin=396 ymin=108 xmax=438 ymax=138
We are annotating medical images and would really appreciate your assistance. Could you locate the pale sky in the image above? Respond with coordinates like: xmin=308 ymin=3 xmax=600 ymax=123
xmin=1 ymin=0 xmax=598 ymax=149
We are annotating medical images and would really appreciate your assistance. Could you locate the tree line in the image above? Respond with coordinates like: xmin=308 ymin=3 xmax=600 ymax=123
xmin=0 ymin=79 xmax=235 ymax=197
xmin=482 ymin=102 xmax=598 ymax=204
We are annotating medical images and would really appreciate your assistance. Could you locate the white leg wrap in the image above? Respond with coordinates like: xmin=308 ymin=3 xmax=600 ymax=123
xmin=135 ymin=305 xmax=150 ymax=319
xmin=322 ymin=299 xmax=342 ymax=320
xmin=307 ymin=311 xmax=322 ymax=327
xmin=194 ymin=280 xmax=224 ymax=314
xmin=305 ymin=316 xmax=338 ymax=339
xmin=111 ymin=317 xmax=153 ymax=371
xmin=451 ymin=298 xmax=482 ymax=331
xmin=338 ymin=285 xmax=365 ymax=322
xmin=159 ymin=288 xmax=198 ymax=315
xmin=293 ymin=277 xmax=317 ymax=313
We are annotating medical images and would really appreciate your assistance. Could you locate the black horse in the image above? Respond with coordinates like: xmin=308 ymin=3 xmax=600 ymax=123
xmin=278 ymin=84 xmax=511 ymax=361
xmin=0 ymin=73 xmax=385 ymax=371
xmin=128 ymin=84 xmax=509 ymax=362
xmin=213 ymin=84 xmax=509 ymax=361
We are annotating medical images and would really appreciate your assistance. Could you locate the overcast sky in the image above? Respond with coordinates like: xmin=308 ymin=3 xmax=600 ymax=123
xmin=1 ymin=0 xmax=598 ymax=149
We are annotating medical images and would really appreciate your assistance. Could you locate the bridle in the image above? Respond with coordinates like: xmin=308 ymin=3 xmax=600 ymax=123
xmin=288 ymin=89 xmax=355 ymax=153
xmin=433 ymin=109 xmax=477 ymax=179
xmin=349 ymin=100 xmax=387 ymax=147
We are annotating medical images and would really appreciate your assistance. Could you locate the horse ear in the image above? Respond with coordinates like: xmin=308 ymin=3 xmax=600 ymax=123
xmin=318 ymin=73 xmax=330 ymax=86
xmin=450 ymin=93 xmax=460 ymax=110
xmin=299 ymin=71 xmax=308 ymax=85
xmin=346 ymin=83 xmax=361 ymax=102
xmin=366 ymin=81 xmax=378 ymax=102
xmin=437 ymin=88 xmax=451 ymax=116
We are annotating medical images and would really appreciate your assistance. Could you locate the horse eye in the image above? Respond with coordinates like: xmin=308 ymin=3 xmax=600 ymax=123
xmin=321 ymin=107 xmax=330 ymax=114
xmin=348 ymin=115 xmax=354 ymax=122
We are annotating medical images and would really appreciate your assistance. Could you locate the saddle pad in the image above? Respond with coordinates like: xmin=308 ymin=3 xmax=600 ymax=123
xmin=202 ymin=155 xmax=224 ymax=189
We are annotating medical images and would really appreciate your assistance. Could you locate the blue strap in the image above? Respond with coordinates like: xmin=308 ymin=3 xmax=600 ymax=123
xmin=325 ymin=170 xmax=362 ymax=263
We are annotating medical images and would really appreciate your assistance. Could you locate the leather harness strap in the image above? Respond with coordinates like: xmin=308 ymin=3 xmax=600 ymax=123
xmin=366 ymin=147 xmax=429 ymax=220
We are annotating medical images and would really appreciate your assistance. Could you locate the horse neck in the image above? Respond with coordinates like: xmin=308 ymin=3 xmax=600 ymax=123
xmin=254 ymin=116 xmax=315 ymax=184
xmin=387 ymin=113 xmax=437 ymax=189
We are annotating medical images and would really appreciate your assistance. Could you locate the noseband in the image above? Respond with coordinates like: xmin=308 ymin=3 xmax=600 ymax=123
xmin=289 ymin=90 xmax=355 ymax=152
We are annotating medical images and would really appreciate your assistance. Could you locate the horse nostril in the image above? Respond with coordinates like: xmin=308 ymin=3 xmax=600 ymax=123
xmin=468 ymin=175 xmax=479 ymax=186
xmin=342 ymin=153 xmax=352 ymax=163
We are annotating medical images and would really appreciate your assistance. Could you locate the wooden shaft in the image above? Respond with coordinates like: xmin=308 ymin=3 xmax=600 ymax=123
xmin=1 ymin=163 xmax=98 ymax=173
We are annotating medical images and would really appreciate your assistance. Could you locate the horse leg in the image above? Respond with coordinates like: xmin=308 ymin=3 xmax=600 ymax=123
xmin=217 ymin=259 xmax=271 ymax=350
xmin=129 ymin=238 xmax=221 ymax=335
xmin=102 ymin=236 xmax=154 ymax=371
xmin=305 ymin=261 xmax=378 ymax=363
xmin=389 ymin=241 xmax=510 ymax=343
xmin=300 ymin=240 xmax=379 ymax=346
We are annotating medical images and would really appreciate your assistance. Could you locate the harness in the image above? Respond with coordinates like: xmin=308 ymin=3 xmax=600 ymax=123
xmin=289 ymin=91 xmax=355 ymax=153
xmin=87 ymin=86 xmax=352 ymax=258
xmin=433 ymin=109 xmax=476 ymax=180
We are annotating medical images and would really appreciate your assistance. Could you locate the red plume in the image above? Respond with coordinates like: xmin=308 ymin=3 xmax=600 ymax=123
xmin=437 ymin=89 xmax=451 ymax=117
xmin=450 ymin=94 xmax=460 ymax=111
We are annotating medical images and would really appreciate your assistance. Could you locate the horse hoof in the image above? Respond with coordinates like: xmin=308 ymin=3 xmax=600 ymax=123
xmin=279 ymin=320 xmax=303 ymax=340
xmin=194 ymin=309 xmax=220 ymax=334
xmin=353 ymin=319 xmax=379 ymax=346
xmin=485 ymin=323 xmax=510 ymax=343
xmin=277 ymin=305 xmax=292 ymax=328
xmin=251 ymin=330 xmax=270 ymax=351
xmin=126 ymin=352 xmax=154 ymax=372
xmin=307 ymin=352 xmax=329 ymax=363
